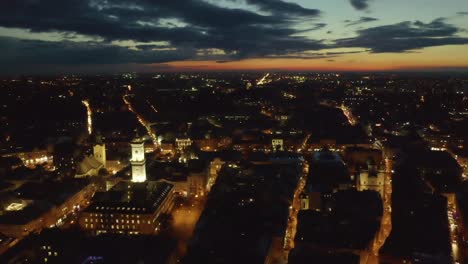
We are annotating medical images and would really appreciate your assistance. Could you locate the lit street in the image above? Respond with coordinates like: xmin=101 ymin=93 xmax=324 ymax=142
xmin=284 ymin=161 xmax=309 ymax=258
xmin=123 ymin=94 xmax=159 ymax=148
xmin=367 ymin=157 xmax=393 ymax=264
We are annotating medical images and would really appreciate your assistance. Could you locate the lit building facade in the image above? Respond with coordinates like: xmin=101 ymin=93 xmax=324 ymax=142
xmin=93 ymin=143 xmax=106 ymax=168
xmin=78 ymin=181 xmax=174 ymax=235
xmin=272 ymin=139 xmax=284 ymax=151
xmin=175 ymin=138 xmax=193 ymax=151
xmin=130 ymin=137 xmax=146 ymax=183
xmin=2 ymin=150 xmax=53 ymax=169
xmin=208 ymin=158 xmax=225 ymax=191
xmin=357 ymin=163 xmax=385 ymax=198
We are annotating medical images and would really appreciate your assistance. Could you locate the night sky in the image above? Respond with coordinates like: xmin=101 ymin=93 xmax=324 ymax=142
xmin=1 ymin=0 xmax=468 ymax=74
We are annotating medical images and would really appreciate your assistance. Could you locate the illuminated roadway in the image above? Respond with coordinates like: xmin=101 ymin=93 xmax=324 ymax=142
xmin=123 ymin=94 xmax=158 ymax=148
xmin=146 ymin=99 xmax=159 ymax=114
xmin=366 ymin=157 xmax=393 ymax=264
xmin=298 ymin=133 xmax=312 ymax=152
xmin=340 ymin=104 xmax=357 ymax=126
xmin=447 ymin=194 xmax=461 ymax=264
xmin=283 ymin=150 xmax=310 ymax=261
xmin=257 ymin=73 xmax=270 ymax=85
xmin=82 ymin=100 xmax=92 ymax=135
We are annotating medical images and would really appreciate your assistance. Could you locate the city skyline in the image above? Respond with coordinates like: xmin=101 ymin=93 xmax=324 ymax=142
xmin=1 ymin=0 xmax=468 ymax=74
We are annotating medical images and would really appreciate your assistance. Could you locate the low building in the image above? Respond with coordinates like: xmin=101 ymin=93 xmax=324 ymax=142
xmin=302 ymin=150 xmax=353 ymax=211
xmin=0 ymin=229 xmax=177 ymax=264
xmin=294 ymin=190 xmax=382 ymax=262
xmin=357 ymin=159 xmax=385 ymax=197
xmin=2 ymin=149 xmax=53 ymax=169
xmin=272 ymin=139 xmax=284 ymax=151
xmin=160 ymin=140 xmax=175 ymax=155
xmin=175 ymin=138 xmax=193 ymax=151
xmin=343 ymin=146 xmax=382 ymax=173
xmin=78 ymin=181 xmax=175 ymax=235
xmin=0 ymin=179 xmax=96 ymax=238
xmin=75 ymin=155 xmax=103 ymax=177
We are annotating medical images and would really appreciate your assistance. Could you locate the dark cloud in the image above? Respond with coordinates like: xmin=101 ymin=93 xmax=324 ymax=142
xmin=295 ymin=23 xmax=327 ymax=33
xmin=235 ymin=50 xmax=364 ymax=60
xmin=232 ymin=0 xmax=320 ymax=17
xmin=0 ymin=37 xmax=195 ymax=64
xmin=335 ymin=19 xmax=468 ymax=52
xmin=457 ymin=12 xmax=468 ymax=15
xmin=345 ymin=17 xmax=378 ymax=26
xmin=135 ymin=44 xmax=173 ymax=51
xmin=0 ymin=0 xmax=325 ymax=62
xmin=1 ymin=0 xmax=467 ymax=69
xmin=350 ymin=0 xmax=370 ymax=10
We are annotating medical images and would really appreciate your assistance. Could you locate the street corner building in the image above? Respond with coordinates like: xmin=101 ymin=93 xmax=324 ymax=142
xmin=78 ymin=181 xmax=175 ymax=235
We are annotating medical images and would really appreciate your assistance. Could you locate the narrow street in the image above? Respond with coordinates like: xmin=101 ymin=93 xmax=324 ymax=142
xmin=447 ymin=194 xmax=461 ymax=263
xmin=123 ymin=94 xmax=158 ymax=148
xmin=82 ymin=99 xmax=93 ymax=135
xmin=283 ymin=161 xmax=309 ymax=259
xmin=367 ymin=157 xmax=393 ymax=264
xmin=257 ymin=73 xmax=270 ymax=85
xmin=340 ymin=104 xmax=357 ymax=126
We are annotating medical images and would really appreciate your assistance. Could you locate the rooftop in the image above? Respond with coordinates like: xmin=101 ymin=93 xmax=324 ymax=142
xmin=85 ymin=181 xmax=173 ymax=214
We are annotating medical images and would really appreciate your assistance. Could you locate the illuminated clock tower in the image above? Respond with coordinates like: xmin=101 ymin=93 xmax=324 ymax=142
xmin=130 ymin=136 xmax=146 ymax=182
